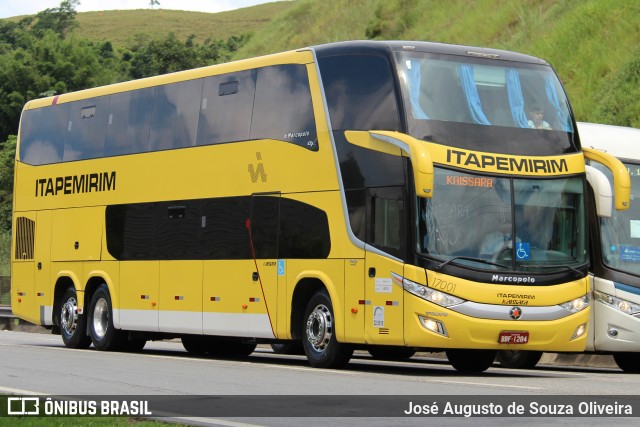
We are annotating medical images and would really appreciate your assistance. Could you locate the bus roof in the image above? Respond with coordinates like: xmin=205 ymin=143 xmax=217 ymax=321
xmin=578 ymin=122 xmax=640 ymax=161
xmin=312 ymin=40 xmax=548 ymax=65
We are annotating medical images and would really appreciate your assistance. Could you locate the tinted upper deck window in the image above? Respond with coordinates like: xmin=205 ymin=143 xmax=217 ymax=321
xmin=149 ymin=79 xmax=203 ymax=151
xmin=318 ymin=54 xmax=401 ymax=132
xmin=105 ymin=87 xmax=154 ymax=156
xmin=197 ymin=70 xmax=255 ymax=146
xmin=19 ymin=104 xmax=69 ymax=165
xmin=251 ymin=64 xmax=318 ymax=151
xmin=64 ymin=96 xmax=110 ymax=161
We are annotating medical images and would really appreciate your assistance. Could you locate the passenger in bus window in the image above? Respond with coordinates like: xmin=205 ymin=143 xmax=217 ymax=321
xmin=527 ymin=104 xmax=551 ymax=130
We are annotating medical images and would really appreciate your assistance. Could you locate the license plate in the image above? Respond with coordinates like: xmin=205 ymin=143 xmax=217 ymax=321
xmin=498 ymin=331 xmax=529 ymax=344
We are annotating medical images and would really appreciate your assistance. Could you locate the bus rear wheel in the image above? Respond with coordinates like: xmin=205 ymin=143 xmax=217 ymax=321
xmin=88 ymin=284 xmax=126 ymax=351
xmin=182 ymin=336 xmax=208 ymax=355
xmin=59 ymin=287 xmax=92 ymax=349
xmin=124 ymin=337 xmax=147 ymax=352
xmin=613 ymin=352 xmax=640 ymax=373
xmin=302 ymin=290 xmax=353 ymax=369
xmin=446 ymin=349 xmax=496 ymax=372
xmin=208 ymin=338 xmax=257 ymax=358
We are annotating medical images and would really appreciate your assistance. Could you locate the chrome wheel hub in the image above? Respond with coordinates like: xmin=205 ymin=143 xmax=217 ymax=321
xmin=306 ymin=304 xmax=332 ymax=351
xmin=61 ymin=297 xmax=78 ymax=335
xmin=92 ymin=297 xmax=109 ymax=339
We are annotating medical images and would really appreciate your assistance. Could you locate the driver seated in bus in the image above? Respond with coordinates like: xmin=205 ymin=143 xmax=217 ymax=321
xmin=479 ymin=220 xmax=520 ymax=256
xmin=527 ymin=104 xmax=551 ymax=130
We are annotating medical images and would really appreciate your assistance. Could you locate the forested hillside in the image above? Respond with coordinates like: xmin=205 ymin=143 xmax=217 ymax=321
xmin=0 ymin=0 xmax=639 ymax=265
xmin=234 ymin=0 xmax=640 ymax=127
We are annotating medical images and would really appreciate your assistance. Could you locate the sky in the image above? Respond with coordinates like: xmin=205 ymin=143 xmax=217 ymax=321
xmin=0 ymin=0 xmax=280 ymax=19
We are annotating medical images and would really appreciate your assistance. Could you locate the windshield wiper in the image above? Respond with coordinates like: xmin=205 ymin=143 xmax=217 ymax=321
xmin=523 ymin=264 xmax=584 ymax=278
xmin=435 ymin=256 xmax=509 ymax=271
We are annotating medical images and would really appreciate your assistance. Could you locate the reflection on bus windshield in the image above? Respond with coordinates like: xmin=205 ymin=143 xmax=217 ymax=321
xmin=400 ymin=54 xmax=573 ymax=131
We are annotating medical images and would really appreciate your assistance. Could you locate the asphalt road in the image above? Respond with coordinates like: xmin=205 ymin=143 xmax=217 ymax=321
xmin=1 ymin=330 xmax=639 ymax=426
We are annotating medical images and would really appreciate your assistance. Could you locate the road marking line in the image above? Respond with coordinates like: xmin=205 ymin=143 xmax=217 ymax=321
xmin=427 ymin=379 xmax=543 ymax=390
xmin=155 ymin=415 xmax=267 ymax=427
xmin=0 ymin=385 xmax=47 ymax=395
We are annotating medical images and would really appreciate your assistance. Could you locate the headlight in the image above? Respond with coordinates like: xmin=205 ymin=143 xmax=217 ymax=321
xmin=560 ymin=294 xmax=590 ymax=313
xmin=401 ymin=276 xmax=464 ymax=307
xmin=594 ymin=290 xmax=640 ymax=316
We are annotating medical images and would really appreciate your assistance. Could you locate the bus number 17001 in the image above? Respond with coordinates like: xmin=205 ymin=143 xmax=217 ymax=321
xmin=431 ymin=277 xmax=456 ymax=293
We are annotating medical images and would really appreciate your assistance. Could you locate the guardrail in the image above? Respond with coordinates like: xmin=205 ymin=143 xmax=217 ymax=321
xmin=0 ymin=275 xmax=9 ymax=305
xmin=0 ymin=304 xmax=14 ymax=330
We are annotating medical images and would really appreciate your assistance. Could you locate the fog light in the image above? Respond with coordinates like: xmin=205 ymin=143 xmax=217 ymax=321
xmin=418 ymin=315 xmax=448 ymax=337
xmin=571 ymin=323 xmax=587 ymax=340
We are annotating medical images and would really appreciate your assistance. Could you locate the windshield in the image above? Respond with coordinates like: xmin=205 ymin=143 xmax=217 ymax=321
xmin=417 ymin=167 xmax=587 ymax=271
xmin=396 ymin=52 xmax=577 ymax=156
xmin=594 ymin=161 xmax=640 ymax=276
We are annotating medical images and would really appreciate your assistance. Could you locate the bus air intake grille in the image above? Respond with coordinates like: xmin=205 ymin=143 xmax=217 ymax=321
xmin=15 ymin=217 xmax=35 ymax=260
xmin=378 ymin=328 xmax=390 ymax=335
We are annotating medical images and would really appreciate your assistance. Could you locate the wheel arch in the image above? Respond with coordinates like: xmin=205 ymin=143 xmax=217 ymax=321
xmin=84 ymin=273 xmax=118 ymax=329
xmin=53 ymin=275 xmax=79 ymax=326
xmin=290 ymin=272 xmax=344 ymax=342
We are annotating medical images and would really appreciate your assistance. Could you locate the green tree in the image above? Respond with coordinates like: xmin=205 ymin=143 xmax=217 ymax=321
xmin=31 ymin=0 xmax=80 ymax=39
xmin=127 ymin=32 xmax=251 ymax=79
xmin=0 ymin=135 xmax=16 ymax=232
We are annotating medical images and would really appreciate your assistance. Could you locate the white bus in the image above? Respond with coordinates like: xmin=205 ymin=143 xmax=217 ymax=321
xmin=498 ymin=122 xmax=640 ymax=371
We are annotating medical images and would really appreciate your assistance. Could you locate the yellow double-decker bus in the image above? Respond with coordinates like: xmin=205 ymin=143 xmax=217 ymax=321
xmin=11 ymin=41 xmax=630 ymax=372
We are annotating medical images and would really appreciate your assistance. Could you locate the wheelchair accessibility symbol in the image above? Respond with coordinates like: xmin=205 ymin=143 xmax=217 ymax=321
xmin=277 ymin=259 xmax=285 ymax=276
xmin=516 ymin=242 xmax=530 ymax=260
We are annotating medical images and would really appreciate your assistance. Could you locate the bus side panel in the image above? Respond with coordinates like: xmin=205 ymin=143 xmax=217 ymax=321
xmin=343 ymin=258 xmax=365 ymax=343
xmin=51 ymin=207 xmax=103 ymax=261
xmin=364 ymin=252 xmax=404 ymax=345
xmin=11 ymin=262 xmax=36 ymax=324
xmin=11 ymin=212 xmax=37 ymax=324
xmin=203 ymin=260 xmax=275 ymax=338
xmin=158 ymin=260 xmax=203 ymax=334
xmin=35 ymin=210 xmax=53 ymax=325
xmin=118 ymin=261 xmax=159 ymax=332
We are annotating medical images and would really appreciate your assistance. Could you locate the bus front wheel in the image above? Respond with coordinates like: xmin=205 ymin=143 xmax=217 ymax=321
xmin=302 ymin=290 xmax=353 ymax=369
xmin=446 ymin=349 xmax=496 ymax=372
xmin=88 ymin=284 xmax=126 ymax=351
xmin=613 ymin=352 xmax=640 ymax=373
xmin=59 ymin=287 xmax=92 ymax=349
xmin=271 ymin=342 xmax=304 ymax=355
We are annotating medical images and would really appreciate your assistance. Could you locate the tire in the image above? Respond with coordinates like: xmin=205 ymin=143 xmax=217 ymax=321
xmin=302 ymin=290 xmax=353 ymax=369
xmin=271 ymin=342 xmax=304 ymax=355
xmin=496 ymin=350 xmax=542 ymax=369
xmin=368 ymin=346 xmax=416 ymax=360
xmin=59 ymin=287 xmax=92 ymax=349
xmin=124 ymin=337 xmax=147 ymax=352
xmin=182 ymin=336 xmax=208 ymax=355
xmin=207 ymin=337 xmax=256 ymax=358
xmin=446 ymin=349 xmax=496 ymax=372
xmin=613 ymin=352 xmax=640 ymax=373
xmin=87 ymin=284 xmax=126 ymax=351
